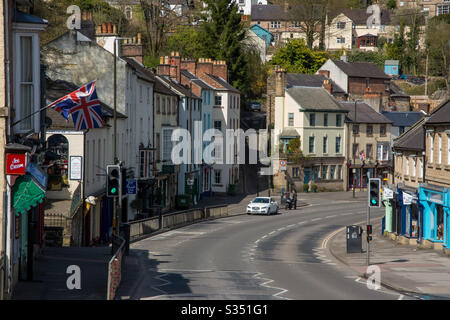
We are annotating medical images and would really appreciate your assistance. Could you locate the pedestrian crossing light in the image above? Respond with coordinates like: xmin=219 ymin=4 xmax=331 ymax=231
xmin=368 ymin=178 xmax=381 ymax=208
xmin=107 ymin=165 xmax=121 ymax=198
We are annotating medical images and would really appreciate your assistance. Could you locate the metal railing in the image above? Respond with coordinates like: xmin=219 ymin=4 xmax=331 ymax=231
xmin=107 ymin=235 xmax=126 ymax=300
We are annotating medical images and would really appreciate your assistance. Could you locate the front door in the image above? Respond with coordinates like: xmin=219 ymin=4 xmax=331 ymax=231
xmin=303 ymin=168 xmax=311 ymax=184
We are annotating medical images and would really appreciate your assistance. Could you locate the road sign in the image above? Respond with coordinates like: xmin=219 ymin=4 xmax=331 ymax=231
xmin=126 ymin=179 xmax=137 ymax=195
xmin=280 ymin=160 xmax=287 ymax=171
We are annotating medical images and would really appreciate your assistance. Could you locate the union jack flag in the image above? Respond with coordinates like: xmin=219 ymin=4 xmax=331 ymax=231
xmin=49 ymin=81 xmax=104 ymax=130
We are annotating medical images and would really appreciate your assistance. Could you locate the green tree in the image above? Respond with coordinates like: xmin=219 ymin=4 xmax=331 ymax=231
xmin=200 ymin=0 xmax=250 ymax=99
xmin=385 ymin=20 xmax=406 ymax=71
xmin=270 ymin=39 xmax=329 ymax=74
xmin=347 ymin=50 xmax=388 ymax=69
xmin=165 ymin=26 xmax=203 ymax=59
xmin=386 ymin=0 xmax=396 ymax=9
xmin=426 ymin=15 xmax=450 ymax=91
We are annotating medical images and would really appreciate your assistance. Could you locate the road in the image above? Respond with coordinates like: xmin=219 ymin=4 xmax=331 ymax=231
xmin=127 ymin=193 xmax=412 ymax=300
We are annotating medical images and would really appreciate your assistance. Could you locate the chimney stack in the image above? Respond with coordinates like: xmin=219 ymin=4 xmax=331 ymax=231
xmin=121 ymin=33 xmax=144 ymax=64
xmin=212 ymin=60 xmax=228 ymax=82
xmin=157 ymin=56 xmax=171 ymax=76
xmin=181 ymin=58 xmax=197 ymax=76
xmin=318 ymin=70 xmax=330 ymax=78
xmin=196 ymin=58 xmax=214 ymax=77
xmin=323 ymin=79 xmax=332 ymax=94
xmin=274 ymin=66 xmax=286 ymax=97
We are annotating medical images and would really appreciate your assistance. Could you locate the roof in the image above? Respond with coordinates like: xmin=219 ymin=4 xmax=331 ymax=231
xmin=389 ymin=82 xmax=409 ymax=98
xmin=45 ymin=78 xmax=126 ymax=130
xmin=251 ymin=4 xmax=287 ymax=21
xmin=330 ymin=9 xmax=391 ymax=25
xmin=280 ymin=128 xmax=300 ymax=137
xmin=122 ymin=57 xmax=156 ymax=84
xmin=393 ymin=118 xmax=425 ymax=151
xmin=286 ymin=73 xmax=346 ymax=94
xmin=286 ymin=87 xmax=346 ymax=112
xmin=13 ymin=10 xmax=48 ymax=24
xmin=331 ymin=60 xmax=390 ymax=79
xmin=181 ymin=70 xmax=215 ymax=90
xmin=340 ymin=102 xmax=392 ymax=124
xmin=425 ymin=99 xmax=450 ymax=125
xmin=157 ymin=75 xmax=201 ymax=99
xmin=381 ymin=112 xmax=424 ymax=128
xmin=206 ymin=73 xmax=240 ymax=94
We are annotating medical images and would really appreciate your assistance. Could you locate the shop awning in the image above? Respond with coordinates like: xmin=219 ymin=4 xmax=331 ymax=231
xmin=12 ymin=175 xmax=46 ymax=215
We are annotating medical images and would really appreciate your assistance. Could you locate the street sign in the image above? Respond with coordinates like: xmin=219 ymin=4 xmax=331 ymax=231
xmin=383 ymin=187 xmax=394 ymax=200
xmin=403 ymin=192 xmax=413 ymax=205
xmin=280 ymin=160 xmax=287 ymax=171
xmin=126 ymin=179 xmax=137 ymax=195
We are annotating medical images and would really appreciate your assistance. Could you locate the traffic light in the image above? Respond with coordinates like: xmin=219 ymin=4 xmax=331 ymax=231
xmin=367 ymin=224 xmax=373 ymax=235
xmin=107 ymin=165 xmax=121 ymax=198
xmin=368 ymin=178 xmax=381 ymax=208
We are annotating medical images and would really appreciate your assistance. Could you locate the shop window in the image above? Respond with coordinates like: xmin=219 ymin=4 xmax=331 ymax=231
xmin=437 ymin=205 xmax=444 ymax=241
xmin=46 ymin=134 xmax=70 ymax=191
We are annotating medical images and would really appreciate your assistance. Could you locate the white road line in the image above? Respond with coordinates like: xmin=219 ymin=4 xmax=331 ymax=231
xmin=326 ymin=215 xmax=337 ymax=218
xmin=253 ymin=272 xmax=291 ymax=300
xmin=311 ymin=218 xmax=322 ymax=222
xmin=269 ymin=231 xmax=276 ymax=235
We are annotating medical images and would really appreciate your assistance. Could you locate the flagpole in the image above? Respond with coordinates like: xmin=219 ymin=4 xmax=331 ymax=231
xmin=11 ymin=80 xmax=98 ymax=127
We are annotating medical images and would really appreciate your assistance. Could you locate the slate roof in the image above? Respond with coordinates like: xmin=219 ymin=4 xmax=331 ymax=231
xmin=381 ymin=112 xmax=424 ymax=128
xmin=181 ymin=70 xmax=215 ymax=90
xmin=331 ymin=60 xmax=390 ymax=79
xmin=425 ymin=99 xmax=450 ymax=125
xmin=393 ymin=118 xmax=425 ymax=151
xmin=251 ymin=4 xmax=287 ymax=21
xmin=390 ymin=82 xmax=410 ymax=98
xmin=286 ymin=87 xmax=347 ymax=112
xmin=157 ymin=75 xmax=201 ymax=99
xmin=340 ymin=101 xmax=392 ymax=124
xmin=329 ymin=9 xmax=391 ymax=25
xmin=206 ymin=73 xmax=240 ymax=94
xmin=45 ymin=78 xmax=126 ymax=130
xmin=122 ymin=57 xmax=156 ymax=84
xmin=13 ymin=9 xmax=48 ymax=24
xmin=286 ymin=73 xmax=346 ymax=94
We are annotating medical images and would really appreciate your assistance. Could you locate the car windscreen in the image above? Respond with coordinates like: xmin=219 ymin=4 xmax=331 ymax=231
xmin=252 ymin=198 xmax=269 ymax=204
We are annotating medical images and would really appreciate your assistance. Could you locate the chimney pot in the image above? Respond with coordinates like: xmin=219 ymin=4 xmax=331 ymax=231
xmin=113 ymin=24 xmax=117 ymax=34
xmin=107 ymin=22 xmax=113 ymax=34
xmin=137 ymin=33 xmax=142 ymax=44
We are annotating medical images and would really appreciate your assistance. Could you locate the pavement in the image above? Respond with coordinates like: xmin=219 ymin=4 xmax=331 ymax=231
xmin=328 ymin=215 xmax=450 ymax=299
xmin=12 ymin=246 xmax=112 ymax=300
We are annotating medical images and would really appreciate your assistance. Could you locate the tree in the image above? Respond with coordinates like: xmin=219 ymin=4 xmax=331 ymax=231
xmin=347 ymin=50 xmax=388 ymax=69
xmin=270 ymin=39 xmax=329 ymax=74
xmin=200 ymin=0 xmax=250 ymax=99
xmin=426 ymin=15 xmax=450 ymax=91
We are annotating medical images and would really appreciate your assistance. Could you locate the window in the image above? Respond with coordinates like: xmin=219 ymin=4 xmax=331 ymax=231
xmin=324 ymin=113 xmax=328 ymax=127
xmin=366 ymin=78 xmax=370 ymax=89
xmin=214 ymin=120 xmax=222 ymax=132
xmin=139 ymin=85 xmax=143 ymax=103
xmin=337 ymin=22 xmax=346 ymax=29
xmin=156 ymin=96 xmax=160 ymax=114
xmin=377 ymin=143 xmax=389 ymax=161
xmin=292 ymin=167 xmax=300 ymax=178
xmin=336 ymin=114 xmax=342 ymax=127
xmin=270 ymin=21 xmax=281 ymax=29
xmin=380 ymin=125 xmax=386 ymax=136
xmin=16 ymin=36 xmax=35 ymax=131
xmin=335 ymin=137 xmax=341 ymax=153
xmin=291 ymin=21 xmax=300 ymax=28
xmin=420 ymin=159 xmax=423 ymax=178
xmin=323 ymin=136 xmax=328 ymax=154
xmin=140 ymin=150 xmax=152 ymax=178
xmin=437 ymin=4 xmax=450 ymax=15
xmin=399 ymin=126 xmax=405 ymax=135
xmin=338 ymin=165 xmax=342 ymax=180
xmin=147 ymin=87 xmax=150 ymax=104
xmin=413 ymin=158 xmax=417 ymax=177
xmin=162 ymin=128 xmax=174 ymax=163
xmin=366 ymin=144 xmax=373 ymax=159
xmin=310 ymin=113 xmax=315 ymax=127
xmin=353 ymin=143 xmax=359 ymax=157
xmin=448 ymin=134 xmax=450 ymax=165
xmin=309 ymin=136 xmax=315 ymax=153
xmin=215 ymin=95 xmax=222 ymax=106
xmin=430 ymin=134 xmax=434 ymax=163
xmin=366 ymin=125 xmax=373 ymax=136
xmin=322 ymin=165 xmax=328 ymax=180
xmin=406 ymin=157 xmax=409 ymax=175
xmin=214 ymin=170 xmax=222 ymax=184
xmin=173 ymin=97 xmax=177 ymax=114
xmin=439 ymin=135 xmax=442 ymax=164
xmin=312 ymin=166 xmax=320 ymax=180
xmin=288 ymin=113 xmax=294 ymax=126
xmin=330 ymin=165 xmax=336 ymax=180
xmin=353 ymin=124 xmax=359 ymax=135
xmin=156 ymin=133 xmax=160 ymax=162
xmin=336 ymin=37 xmax=345 ymax=44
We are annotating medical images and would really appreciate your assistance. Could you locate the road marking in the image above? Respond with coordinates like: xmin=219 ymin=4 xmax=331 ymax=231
xmin=321 ymin=226 xmax=346 ymax=249
xmin=253 ymin=272 xmax=290 ymax=300
xmin=269 ymin=231 xmax=276 ymax=235
xmin=311 ymin=218 xmax=322 ymax=222
xmin=326 ymin=215 xmax=337 ymax=218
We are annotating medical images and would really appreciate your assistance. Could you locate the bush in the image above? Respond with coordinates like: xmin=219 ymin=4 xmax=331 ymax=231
xmin=311 ymin=184 xmax=318 ymax=192
xmin=318 ymin=186 xmax=327 ymax=192
xmin=303 ymin=184 xmax=309 ymax=192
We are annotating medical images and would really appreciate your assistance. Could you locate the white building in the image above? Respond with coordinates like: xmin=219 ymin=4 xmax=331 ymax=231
xmin=236 ymin=0 xmax=268 ymax=15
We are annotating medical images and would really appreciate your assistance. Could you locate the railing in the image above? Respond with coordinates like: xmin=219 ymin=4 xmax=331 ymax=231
xmin=128 ymin=205 xmax=229 ymax=241
xmin=107 ymin=235 xmax=126 ymax=300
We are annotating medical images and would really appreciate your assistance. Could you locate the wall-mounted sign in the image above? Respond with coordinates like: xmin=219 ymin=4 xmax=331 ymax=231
xmin=383 ymin=188 xmax=394 ymax=200
xmin=70 ymin=156 xmax=83 ymax=180
xmin=26 ymin=162 xmax=48 ymax=189
xmin=6 ymin=154 xmax=27 ymax=175
xmin=126 ymin=180 xmax=137 ymax=195
xmin=280 ymin=160 xmax=287 ymax=171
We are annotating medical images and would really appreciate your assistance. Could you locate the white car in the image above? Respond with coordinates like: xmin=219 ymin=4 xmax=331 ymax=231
xmin=246 ymin=197 xmax=278 ymax=215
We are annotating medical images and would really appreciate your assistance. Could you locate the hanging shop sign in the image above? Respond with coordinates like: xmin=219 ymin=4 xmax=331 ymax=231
xmin=6 ymin=153 xmax=27 ymax=175
xmin=383 ymin=187 xmax=394 ymax=200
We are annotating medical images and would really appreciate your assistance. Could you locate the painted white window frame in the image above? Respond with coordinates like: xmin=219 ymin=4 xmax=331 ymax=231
xmin=438 ymin=134 xmax=442 ymax=164
xmin=406 ymin=157 xmax=409 ymax=176
xmin=430 ymin=134 xmax=434 ymax=163
xmin=13 ymin=31 xmax=41 ymax=133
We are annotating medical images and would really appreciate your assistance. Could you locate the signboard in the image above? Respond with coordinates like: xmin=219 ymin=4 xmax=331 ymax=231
xmin=70 ymin=156 xmax=82 ymax=180
xmin=383 ymin=187 xmax=394 ymax=200
xmin=126 ymin=179 xmax=137 ymax=195
xmin=26 ymin=162 xmax=48 ymax=189
xmin=403 ymin=192 xmax=413 ymax=205
xmin=6 ymin=154 xmax=26 ymax=175
xmin=280 ymin=160 xmax=287 ymax=171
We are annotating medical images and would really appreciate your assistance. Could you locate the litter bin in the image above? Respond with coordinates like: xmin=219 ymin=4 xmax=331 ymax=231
xmin=119 ymin=223 xmax=130 ymax=256
xmin=346 ymin=225 xmax=363 ymax=253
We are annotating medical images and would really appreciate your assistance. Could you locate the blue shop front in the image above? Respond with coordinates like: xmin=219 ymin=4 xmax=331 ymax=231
xmin=419 ymin=184 xmax=449 ymax=248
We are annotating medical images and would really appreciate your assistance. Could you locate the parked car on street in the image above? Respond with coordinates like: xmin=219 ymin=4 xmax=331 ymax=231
xmin=246 ymin=197 xmax=278 ymax=215
xmin=250 ymin=102 xmax=261 ymax=112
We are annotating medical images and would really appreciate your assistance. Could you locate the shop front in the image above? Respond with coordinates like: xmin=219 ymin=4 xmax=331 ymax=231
xmin=382 ymin=185 xmax=397 ymax=234
xmin=419 ymin=184 xmax=449 ymax=247
xmin=396 ymin=185 xmax=421 ymax=239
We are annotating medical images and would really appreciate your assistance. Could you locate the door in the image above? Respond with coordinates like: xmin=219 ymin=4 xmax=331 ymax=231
xmin=303 ymin=168 xmax=311 ymax=184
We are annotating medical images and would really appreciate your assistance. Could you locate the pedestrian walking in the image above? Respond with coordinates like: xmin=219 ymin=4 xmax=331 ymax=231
xmin=291 ymin=190 xmax=297 ymax=209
